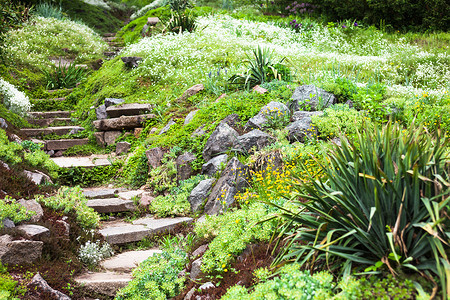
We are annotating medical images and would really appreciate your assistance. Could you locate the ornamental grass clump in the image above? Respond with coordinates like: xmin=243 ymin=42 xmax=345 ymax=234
xmin=273 ymin=122 xmax=450 ymax=298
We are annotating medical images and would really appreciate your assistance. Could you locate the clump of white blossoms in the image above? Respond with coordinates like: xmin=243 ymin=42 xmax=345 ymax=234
xmin=130 ymin=0 xmax=168 ymax=20
xmin=78 ymin=240 xmax=114 ymax=268
xmin=0 ymin=78 xmax=31 ymax=116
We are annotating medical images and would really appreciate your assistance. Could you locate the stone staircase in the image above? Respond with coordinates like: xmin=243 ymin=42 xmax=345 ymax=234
xmin=75 ymin=187 xmax=193 ymax=296
xmin=102 ymin=33 xmax=123 ymax=59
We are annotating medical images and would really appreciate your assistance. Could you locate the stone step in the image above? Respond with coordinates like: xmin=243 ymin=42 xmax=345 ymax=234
xmin=87 ymin=198 xmax=135 ymax=214
xmin=104 ymin=51 xmax=118 ymax=57
xmin=103 ymin=33 xmax=116 ymax=37
xmin=28 ymin=111 xmax=73 ymax=119
xmin=100 ymin=249 xmax=162 ymax=272
xmin=20 ymin=126 xmax=84 ymax=137
xmin=102 ymin=36 xmax=116 ymax=42
xmin=93 ymin=114 xmax=155 ymax=131
xmin=74 ymin=272 xmax=131 ymax=297
xmin=45 ymin=138 xmax=89 ymax=151
xmin=83 ymin=188 xmax=118 ymax=199
xmin=27 ymin=117 xmax=73 ymax=127
xmin=51 ymin=155 xmax=113 ymax=168
xmin=100 ymin=216 xmax=193 ymax=245
xmin=106 ymin=103 xmax=153 ymax=118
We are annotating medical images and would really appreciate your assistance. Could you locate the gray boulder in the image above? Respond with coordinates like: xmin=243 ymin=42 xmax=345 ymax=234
xmin=121 ymin=56 xmax=142 ymax=68
xmin=201 ymin=154 xmax=228 ymax=176
xmin=16 ymin=224 xmax=50 ymax=240
xmin=190 ymin=258 xmax=203 ymax=281
xmin=178 ymin=84 xmax=204 ymax=102
xmin=105 ymin=98 xmax=125 ymax=108
xmin=292 ymin=110 xmax=323 ymax=122
xmin=202 ymin=123 xmax=238 ymax=162
xmin=220 ymin=114 xmax=242 ymax=131
xmin=104 ymin=131 xmax=121 ymax=146
xmin=159 ymin=119 xmax=176 ymax=135
xmin=96 ymin=104 xmax=107 ymax=120
xmin=116 ymin=142 xmax=131 ymax=155
xmin=18 ymin=199 xmax=43 ymax=223
xmin=184 ymin=110 xmax=198 ymax=125
xmin=234 ymin=129 xmax=274 ymax=154
xmin=188 ymin=178 xmax=215 ymax=212
xmin=289 ymin=85 xmax=336 ymax=111
xmin=204 ymin=157 xmax=248 ymax=215
xmin=23 ymin=170 xmax=52 ymax=185
xmin=191 ymin=124 xmax=206 ymax=137
xmin=0 ymin=234 xmax=43 ymax=265
xmin=30 ymin=273 xmax=71 ymax=300
xmin=176 ymin=152 xmax=197 ymax=182
xmin=286 ymin=117 xmax=316 ymax=143
xmin=146 ymin=147 xmax=164 ymax=169
xmin=245 ymin=101 xmax=289 ymax=130
xmin=2 ymin=218 xmax=14 ymax=228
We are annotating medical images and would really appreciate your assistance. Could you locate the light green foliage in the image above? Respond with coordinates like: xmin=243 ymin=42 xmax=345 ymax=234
xmin=150 ymin=174 xmax=206 ymax=217
xmin=78 ymin=240 xmax=114 ymax=270
xmin=121 ymin=145 xmax=149 ymax=188
xmin=0 ymin=103 xmax=29 ymax=128
xmin=195 ymin=202 xmax=274 ymax=274
xmin=36 ymin=186 xmax=100 ymax=229
xmin=57 ymin=163 xmax=122 ymax=187
xmin=0 ymin=197 xmax=34 ymax=228
xmin=0 ymin=261 xmax=25 ymax=299
xmin=0 ymin=129 xmax=22 ymax=164
xmin=274 ymin=123 xmax=450 ymax=297
xmin=115 ymin=248 xmax=188 ymax=300
xmin=23 ymin=149 xmax=59 ymax=179
xmin=311 ymin=104 xmax=372 ymax=140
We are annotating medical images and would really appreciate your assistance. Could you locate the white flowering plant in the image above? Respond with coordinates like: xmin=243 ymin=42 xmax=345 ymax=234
xmin=0 ymin=78 xmax=31 ymax=116
xmin=78 ymin=240 xmax=114 ymax=269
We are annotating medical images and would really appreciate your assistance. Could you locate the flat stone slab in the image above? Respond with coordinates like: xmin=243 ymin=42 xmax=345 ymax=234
xmin=87 ymin=198 xmax=135 ymax=214
xmin=74 ymin=272 xmax=132 ymax=297
xmin=132 ymin=217 xmax=193 ymax=234
xmin=27 ymin=117 xmax=73 ymax=127
xmin=51 ymin=155 xmax=112 ymax=168
xmin=93 ymin=114 xmax=155 ymax=131
xmin=16 ymin=224 xmax=50 ymax=240
xmin=118 ymin=190 xmax=144 ymax=200
xmin=83 ymin=188 xmax=118 ymax=199
xmin=106 ymin=103 xmax=152 ymax=118
xmin=28 ymin=111 xmax=73 ymax=119
xmin=100 ymin=249 xmax=162 ymax=272
xmin=100 ymin=224 xmax=151 ymax=245
xmin=20 ymin=126 xmax=84 ymax=137
xmin=46 ymin=138 xmax=89 ymax=151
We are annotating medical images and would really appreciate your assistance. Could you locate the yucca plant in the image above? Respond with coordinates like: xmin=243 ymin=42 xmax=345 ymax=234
xmin=270 ymin=123 xmax=450 ymax=298
xmin=167 ymin=12 xmax=197 ymax=33
xmin=229 ymin=46 xmax=290 ymax=90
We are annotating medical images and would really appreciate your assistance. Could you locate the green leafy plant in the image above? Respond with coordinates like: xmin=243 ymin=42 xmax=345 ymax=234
xmin=43 ymin=62 xmax=88 ymax=90
xmin=229 ymin=46 xmax=290 ymax=90
xmin=33 ymin=2 xmax=65 ymax=19
xmin=36 ymin=186 xmax=100 ymax=229
xmin=167 ymin=11 xmax=197 ymax=33
xmin=78 ymin=240 xmax=114 ymax=270
xmin=0 ymin=261 xmax=26 ymax=299
xmin=0 ymin=197 xmax=34 ymax=228
xmin=272 ymin=122 xmax=450 ymax=298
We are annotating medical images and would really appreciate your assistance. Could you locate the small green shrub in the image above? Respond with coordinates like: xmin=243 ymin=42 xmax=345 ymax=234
xmin=147 ymin=147 xmax=181 ymax=193
xmin=57 ymin=162 xmax=121 ymax=187
xmin=43 ymin=63 xmax=88 ymax=90
xmin=33 ymin=2 xmax=65 ymax=19
xmin=0 ymin=129 xmax=22 ymax=164
xmin=167 ymin=11 xmax=197 ymax=33
xmin=0 ymin=197 xmax=34 ymax=228
xmin=36 ymin=186 xmax=100 ymax=229
xmin=115 ymin=248 xmax=188 ymax=300
xmin=121 ymin=145 xmax=149 ymax=188
xmin=149 ymin=174 xmax=206 ymax=217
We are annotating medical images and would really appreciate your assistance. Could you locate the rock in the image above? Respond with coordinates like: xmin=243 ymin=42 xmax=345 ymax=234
xmin=30 ymin=273 xmax=71 ymax=300
xmin=254 ymin=150 xmax=284 ymax=176
xmin=245 ymin=113 xmax=268 ymax=130
xmin=134 ymin=128 xmax=143 ymax=138
xmin=46 ymin=138 xmax=89 ymax=151
xmin=46 ymin=150 xmax=55 ymax=156
xmin=116 ymin=141 xmax=131 ymax=155
xmin=53 ymin=150 xmax=63 ymax=157
xmin=74 ymin=272 xmax=131 ymax=297
xmin=104 ymin=131 xmax=122 ymax=145
xmin=87 ymin=198 xmax=135 ymax=214
xmin=345 ymin=100 xmax=354 ymax=108
xmin=252 ymin=85 xmax=268 ymax=94
xmin=106 ymin=103 xmax=153 ymax=118
xmin=245 ymin=101 xmax=290 ymax=130
xmin=0 ymin=234 xmax=43 ymax=265
xmin=159 ymin=119 xmax=176 ymax=135
xmin=55 ymin=219 xmax=70 ymax=236
xmin=121 ymin=56 xmax=142 ymax=68
xmin=204 ymin=157 xmax=249 ymax=215
xmin=10 ymin=134 xmax=21 ymax=143
xmin=199 ymin=282 xmax=215 ymax=290
xmin=178 ymin=84 xmax=204 ymax=102
xmin=118 ymin=190 xmax=144 ymax=200
xmin=286 ymin=118 xmax=316 ymax=143
xmin=215 ymin=93 xmax=227 ymax=102
xmin=96 ymin=104 xmax=107 ymax=120
xmin=93 ymin=114 xmax=155 ymax=131
xmin=141 ymin=24 xmax=149 ymax=36
xmin=0 ymin=118 xmax=7 ymax=129
xmin=147 ymin=17 xmax=159 ymax=25
xmin=94 ymin=131 xmax=105 ymax=146
xmin=188 ymin=178 xmax=215 ymax=212
xmin=0 ymin=161 xmax=10 ymax=171
xmin=139 ymin=193 xmax=154 ymax=206
xmin=201 ymin=154 xmax=228 ymax=176
xmin=105 ymin=98 xmax=125 ymax=108
xmin=176 ymin=152 xmax=197 ymax=182
xmin=202 ymin=123 xmax=238 ymax=162
xmin=192 ymin=124 xmax=206 ymax=137
xmin=185 ymin=287 xmax=196 ymax=300
xmin=190 ymin=258 xmax=203 ymax=280
xmin=101 ymin=249 xmax=161 ymax=273
xmin=292 ymin=110 xmax=323 ymax=122
xmin=23 ymin=170 xmax=51 ymax=185
xmin=17 ymin=199 xmax=43 ymax=223
xmin=220 ymin=114 xmax=242 ymax=131
xmin=145 ymin=147 xmax=164 ymax=169
xmin=83 ymin=189 xmax=118 ymax=199
xmin=2 ymin=218 xmax=14 ymax=228
xmin=16 ymin=224 xmax=50 ymax=240
xmin=68 ymin=127 xmax=83 ymax=135
xmin=234 ymin=129 xmax=275 ymax=154
xmin=192 ymin=244 xmax=208 ymax=258
xmin=289 ymin=84 xmax=336 ymax=111
xmin=184 ymin=110 xmax=198 ymax=125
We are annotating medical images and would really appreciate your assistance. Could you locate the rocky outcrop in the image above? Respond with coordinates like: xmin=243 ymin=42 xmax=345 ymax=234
xmin=121 ymin=56 xmax=142 ymax=68
xmin=176 ymin=152 xmax=197 ymax=182
xmin=245 ymin=101 xmax=289 ymax=130
xmin=202 ymin=123 xmax=238 ymax=161
xmin=188 ymin=178 xmax=215 ymax=212
xmin=201 ymin=154 xmax=228 ymax=176
xmin=0 ymin=234 xmax=43 ymax=265
xmin=289 ymin=84 xmax=336 ymax=111
xmin=116 ymin=141 xmax=131 ymax=155
xmin=159 ymin=119 xmax=176 ymax=135
xmin=184 ymin=110 xmax=198 ymax=125
xmin=18 ymin=199 xmax=44 ymax=222
xmin=30 ymin=273 xmax=71 ymax=300
xmin=146 ymin=147 xmax=164 ymax=169
xmin=234 ymin=129 xmax=275 ymax=154
xmin=178 ymin=84 xmax=204 ymax=102
xmin=286 ymin=117 xmax=316 ymax=143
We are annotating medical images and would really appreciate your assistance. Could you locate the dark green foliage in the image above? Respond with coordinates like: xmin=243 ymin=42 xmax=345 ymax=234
xmin=43 ymin=62 xmax=88 ymax=90
xmin=309 ymin=0 xmax=449 ymax=31
xmin=167 ymin=11 xmax=197 ymax=33
xmin=0 ymin=0 xmax=31 ymax=36
xmin=273 ymin=123 xmax=450 ymax=296
xmin=57 ymin=162 xmax=122 ymax=187
xmin=354 ymin=274 xmax=416 ymax=299
xmin=30 ymin=98 xmax=74 ymax=112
